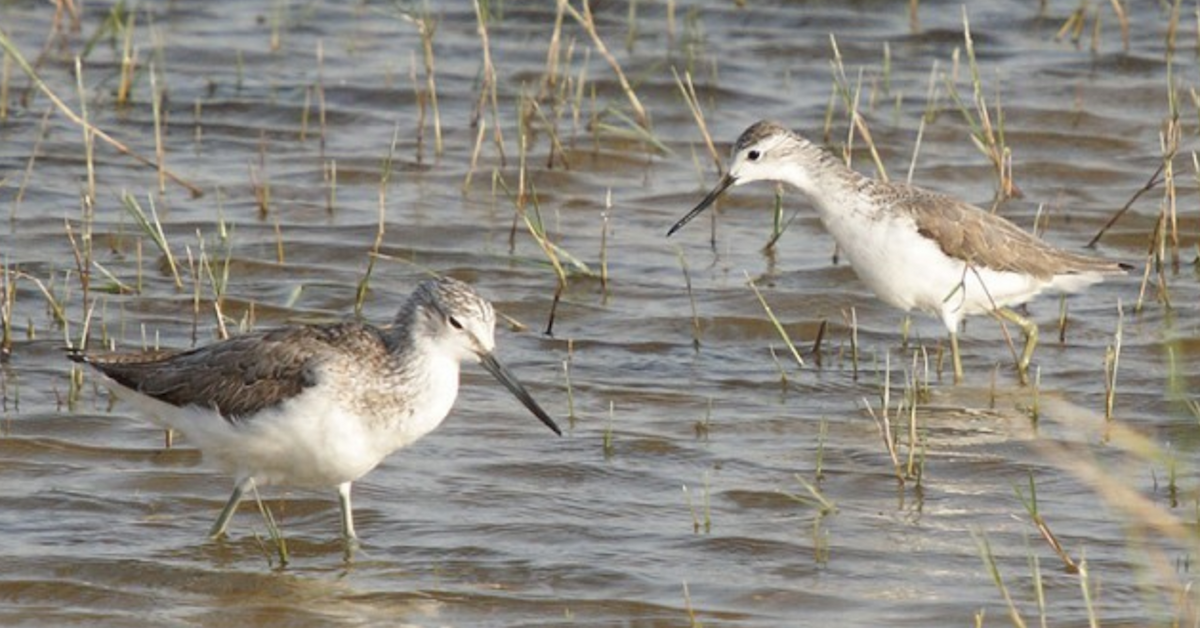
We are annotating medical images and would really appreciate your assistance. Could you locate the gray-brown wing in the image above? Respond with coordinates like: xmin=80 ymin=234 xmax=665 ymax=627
xmin=74 ymin=323 xmax=388 ymax=421
xmin=892 ymin=184 xmax=1127 ymax=279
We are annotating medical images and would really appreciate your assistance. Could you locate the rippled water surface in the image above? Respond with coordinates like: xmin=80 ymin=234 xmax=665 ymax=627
xmin=2 ymin=1 xmax=1199 ymax=626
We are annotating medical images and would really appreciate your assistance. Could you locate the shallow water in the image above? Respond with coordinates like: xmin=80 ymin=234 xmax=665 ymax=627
xmin=1 ymin=1 xmax=1198 ymax=626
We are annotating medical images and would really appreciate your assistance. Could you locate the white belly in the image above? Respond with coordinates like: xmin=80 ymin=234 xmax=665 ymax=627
xmin=819 ymin=208 xmax=1048 ymax=331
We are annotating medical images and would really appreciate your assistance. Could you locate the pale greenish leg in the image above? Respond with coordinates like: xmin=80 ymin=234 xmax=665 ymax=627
xmin=949 ymin=331 xmax=964 ymax=385
xmin=996 ymin=307 xmax=1038 ymax=385
xmin=337 ymin=481 xmax=358 ymax=541
xmin=209 ymin=478 xmax=253 ymax=539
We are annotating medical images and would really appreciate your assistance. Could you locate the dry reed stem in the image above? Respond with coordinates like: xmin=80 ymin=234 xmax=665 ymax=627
xmin=1104 ymin=300 xmax=1123 ymax=420
xmin=463 ymin=117 xmax=487 ymax=193
xmin=411 ymin=9 xmax=441 ymax=156
xmin=562 ymin=0 xmax=649 ymax=129
xmin=62 ymin=218 xmax=91 ymax=316
xmin=1086 ymin=162 xmax=1162 ymax=247
xmin=538 ymin=0 xmax=567 ymax=103
xmin=471 ymin=0 xmax=506 ymax=168
xmin=14 ymin=271 xmax=66 ymax=325
xmin=116 ymin=9 xmax=136 ymax=106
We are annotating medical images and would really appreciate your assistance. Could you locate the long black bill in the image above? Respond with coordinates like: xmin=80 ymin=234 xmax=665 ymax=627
xmin=666 ymin=173 xmax=737 ymax=237
xmin=480 ymin=353 xmax=563 ymax=436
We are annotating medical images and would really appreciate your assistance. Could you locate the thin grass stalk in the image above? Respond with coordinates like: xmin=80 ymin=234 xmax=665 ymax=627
xmin=356 ymin=124 xmax=399 ymax=316
xmin=1104 ymin=299 xmax=1123 ymax=420
xmin=600 ymin=189 xmax=610 ymax=295
xmin=563 ymin=338 xmax=575 ymax=422
xmin=14 ymin=271 xmax=66 ymax=325
xmin=316 ymin=40 xmax=327 ymax=152
xmin=300 ymin=86 xmax=311 ymax=141
xmin=974 ymin=531 xmax=1029 ymax=628
xmin=150 ymin=62 xmax=166 ymax=195
xmin=193 ymin=97 xmax=203 ymax=146
xmin=116 ymin=7 xmax=136 ymax=106
xmin=671 ymin=66 xmax=721 ymax=174
xmin=905 ymin=351 xmax=921 ymax=478
xmin=62 ymin=218 xmax=92 ymax=317
xmin=463 ymin=117 xmax=488 ymax=192
xmin=1016 ymin=472 xmax=1079 ymax=573
xmin=1109 ymin=0 xmax=1129 ymax=51
xmin=11 ymin=106 xmax=52 ymax=220
xmin=676 ymin=248 xmax=701 ymax=351
xmin=745 ymin=273 xmax=804 ymax=368
xmin=0 ymin=45 xmax=10 ymax=122
xmin=848 ymin=307 xmax=859 ymax=380
xmin=185 ymin=245 xmax=201 ymax=344
xmin=538 ymin=0 xmax=566 ymax=102
xmin=1 ymin=261 xmax=13 ymax=357
xmin=73 ymin=57 xmax=95 ymax=212
xmin=1086 ymin=162 xmax=1163 ymax=248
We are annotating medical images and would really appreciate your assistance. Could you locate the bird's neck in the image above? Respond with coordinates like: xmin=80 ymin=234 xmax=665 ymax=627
xmin=781 ymin=147 xmax=880 ymax=221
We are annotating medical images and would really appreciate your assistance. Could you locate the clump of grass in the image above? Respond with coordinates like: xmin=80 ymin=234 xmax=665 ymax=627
xmin=826 ymin=35 xmax=888 ymax=181
xmin=121 ymin=192 xmax=182 ymax=288
xmin=493 ymin=160 xmax=594 ymax=335
xmin=781 ymin=473 xmax=836 ymax=564
xmin=563 ymin=0 xmax=648 ymax=129
xmin=0 ymin=30 xmax=202 ymax=197
xmin=464 ymin=0 xmax=507 ymax=192
xmin=399 ymin=4 xmax=442 ymax=157
xmin=942 ymin=9 xmax=1016 ymax=205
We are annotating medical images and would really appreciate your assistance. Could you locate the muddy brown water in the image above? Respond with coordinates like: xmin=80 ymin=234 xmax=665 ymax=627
xmin=1 ymin=1 xmax=1198 ymax=626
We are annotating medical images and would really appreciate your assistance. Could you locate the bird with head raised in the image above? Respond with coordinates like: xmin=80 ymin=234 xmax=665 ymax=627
xmin=668 ymin=120 xmax=1130 ymax=384
xmin=70 ymin=276 xmax=561 ymax=544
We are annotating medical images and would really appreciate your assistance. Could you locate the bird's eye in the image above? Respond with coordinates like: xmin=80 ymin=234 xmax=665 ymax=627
xmin=747 ymin=149 xmax=761 ymax=161
xmin=448 ymin=316 xmax=464 ymax=330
